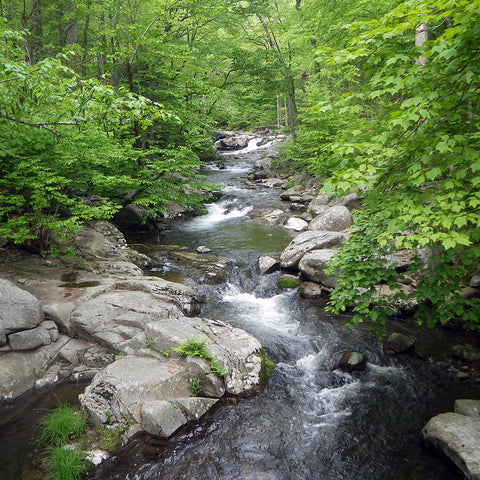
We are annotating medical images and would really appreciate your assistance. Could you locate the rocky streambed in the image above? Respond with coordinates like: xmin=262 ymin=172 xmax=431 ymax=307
xmin=0 ymin=219 xmax=271 ymax=478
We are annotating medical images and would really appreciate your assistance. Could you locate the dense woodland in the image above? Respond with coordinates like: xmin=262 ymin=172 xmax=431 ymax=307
xmin=0 ymin=0 xmax=479 ymax=333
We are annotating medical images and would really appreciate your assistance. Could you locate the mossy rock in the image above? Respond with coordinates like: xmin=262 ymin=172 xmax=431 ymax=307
xmin=277 ymin=275 xmax=301 ymax=289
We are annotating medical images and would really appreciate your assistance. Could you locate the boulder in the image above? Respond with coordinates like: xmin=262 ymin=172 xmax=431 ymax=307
xmin=309 ymin=206 xmax=353 ymax=232
xmin=75 ymin=225 xmax=126 ymax=261
xmin=79 ymin=352 xmax=232 ymax=438
xmin=298 ymin=249 xmax=337 ymax=287
xmin=257 ymin=255 xmax=280 ymax=275
xmin=298 ymin=281 xmax=324 ymax=298
xmin=455 ymin=399 xmax=480 ymax=418
xmin=336 ymin=352 xmax=366 ymax=372
xmin=422 ymin=412 xmax=480 ymax=480
xmin=261 ymin=178 xmax=286 ymax=188
xmin=284 ymin=217 xmax=309 ymax=232
xmin=144 ymin=317 xmax=264 ymax=395
xmin=8 ymin=323 xmax=52 ymax=351
xmin=262 ymin=209 xmax=287 ymax=226
xmin=217 ymin=135 xmax=251 ymax=150
xmin=0 ymin=335 xmax=70 ymax=401
xmin=0 ymin=278 xmax=43 ymax=335
xmin=141 ymin=400 xmax=189 ymax=437
xmin=280 ymin=231 xmax=347 ymax=269
xmin=307 ymin=194 xmax=331 ymax=216
xmin=196 ymin=245 xmax=212 ymax=254
xmin=113 ymin=204 xmax=149 ymax=230
xmin=70 ymin=290 xmax=185 ymax=353
xmin=383 ymin=332 xmax=416 ymax=354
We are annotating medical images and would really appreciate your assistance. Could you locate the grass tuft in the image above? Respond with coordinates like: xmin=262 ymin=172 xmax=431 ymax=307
xmin=47 ymin=446 xmax=87 ymax=480
xmin=38 ymin=404 xmax=87 ymax=447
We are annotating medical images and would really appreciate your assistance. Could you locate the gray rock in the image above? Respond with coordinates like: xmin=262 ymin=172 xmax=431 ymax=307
xmin=80 ymin=354 xmax=223 ymax=432
xmin=58 ymin=338 xmax=92 ymax=365
xmin=298 ymin=281 xmax=324 ymax=298
xmin=422 ymin=412 xmax=480 ymax=480
xmin=217 ymin=134 xmax=251 ymax=150
xmin=196 ymin=245 xmax=212 ymax=253
xmin=257 ymin=255 xmax=280 ymax=275
xmin=94 ymin=261 xmax=144 ymax=277
xmin=254 ymin=157 xmax=272 ymax=172
xmin=298 ymin=249 xmax=337 ymax=287
xmin=262 ymin=209 xmax=287 ymax=226
xmin=469 ymin=266 xmax=480 ymax=288
xmin=307 ymin=194 xmax=331 ymax=216
xmin=455 ymin=399 xmax=480 ymax=418
xmin=341 ymin=192 xmax=362 ymax=210
xmin=280 ymin=231 xmax=347 ymax=269
xmin=452 ymin=345 xmax=480 ymax=362
xmin=261 ymin=178 xmax=286 ymax=188
xmin=0 ymin=335 xmax=70 ymax=401
xmin=284 ymin=217 xmax=309 ymax=232
xmin=75 ymin=228 xmax=126 ymax=260
xmin=42 ymin=301 xmax=76 ymax=334
xmin=145 ymin=316 xmax=263 ymax=395
xmin=141 ymin=400 xmax=189 ymax=438
xmin=70 ymin=290 xmax=185 ymax=353
xmin=43 ymin=320 xmax=59 ymax=342
xmin=336 ymin=352 xmax=366 ymax=372
xmin=114 ymin=204 xmax=149 ymax=229
xmin=309 ymin=206 xmax=353 ymax=232
xmin=115 ymin=277 xmax=202 ymax=316
xmin=8 ymin=323 xmax=52 ymax=351
xmin=175 ymin=397 xmax=219 ymax=421
xmin=383 ymin=332 xmax=416 ymax=354
xmin=0 ymin=278 xmax=43 ymax=335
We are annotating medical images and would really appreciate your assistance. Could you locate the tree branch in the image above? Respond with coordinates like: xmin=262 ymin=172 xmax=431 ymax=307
xmin=0 ymin=112 xmax=84 ymax=136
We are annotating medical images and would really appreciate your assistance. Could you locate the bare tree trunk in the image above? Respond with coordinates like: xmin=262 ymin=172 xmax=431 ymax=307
xmin=415 ymin=23 xmax=428 ymax=67
xmin=97 ymin=13 xmax=106 ymax=79
xmin=285 ymin=75 xmax=298 ymax=136
xmin=66 ymin=2 xmax=78 ymax=45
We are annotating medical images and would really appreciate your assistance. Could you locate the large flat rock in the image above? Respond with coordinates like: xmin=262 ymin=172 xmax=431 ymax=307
xmin=422 ymin=412 xmax=480 ymax=480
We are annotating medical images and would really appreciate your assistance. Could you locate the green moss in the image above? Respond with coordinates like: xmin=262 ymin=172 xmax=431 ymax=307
xmin=277 ymin=277 xmax=301 ymax=289
xmin=257 ymin=348 xmax=276 ymax=382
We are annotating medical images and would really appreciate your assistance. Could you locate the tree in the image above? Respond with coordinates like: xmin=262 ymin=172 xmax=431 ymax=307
xmin=0 ymin=23 xmax=208 ymax=250
xmin=318 ymin=0 xmax=480 ymax=334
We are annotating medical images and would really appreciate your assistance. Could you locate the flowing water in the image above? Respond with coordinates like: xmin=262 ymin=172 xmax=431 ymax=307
xmin=4 ymin=138 xmax=475 ymax=480
xmin=87 ymin=138 xmax=478 ymax=480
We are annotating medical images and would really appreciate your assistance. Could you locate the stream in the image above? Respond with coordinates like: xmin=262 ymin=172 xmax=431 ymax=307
xmin=2 ymin=138 xmax=477 ymax=480
xmin=88 ymin=137 xmax=477 ymax=480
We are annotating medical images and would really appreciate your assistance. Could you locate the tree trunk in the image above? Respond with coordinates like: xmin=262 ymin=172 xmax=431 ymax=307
xmin=285 ymin=75 xmax=298 ymax=136
xmin=415 ymin=23 xmax=428 ymax=67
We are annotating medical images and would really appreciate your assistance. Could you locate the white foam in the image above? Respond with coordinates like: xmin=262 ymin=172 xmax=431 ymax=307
xmin=222 ymin=289 xmax=299 ymax=334
xmin=184 ymin=202 xmax=253 ymax=231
